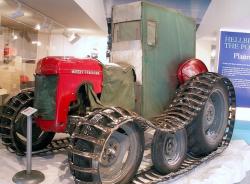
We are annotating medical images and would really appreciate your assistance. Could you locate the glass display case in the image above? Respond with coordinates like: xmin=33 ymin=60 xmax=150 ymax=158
xmin=0 ymin=0 xmax=108 ymax=102
xmin=0 ymin=0 xmax=64 ymax=99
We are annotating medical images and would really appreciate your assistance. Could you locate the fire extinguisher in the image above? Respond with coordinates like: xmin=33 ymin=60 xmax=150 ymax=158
xmin=3 ymin=43 xmax=11 ymax=64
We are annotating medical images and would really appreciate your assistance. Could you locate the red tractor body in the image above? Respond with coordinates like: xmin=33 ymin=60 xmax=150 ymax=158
xmin=35 ymin=56 xmax=103 ymax=132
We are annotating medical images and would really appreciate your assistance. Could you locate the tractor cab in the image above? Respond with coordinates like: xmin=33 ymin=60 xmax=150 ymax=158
xmin=111 ymin=1 xmax=196 ymax=118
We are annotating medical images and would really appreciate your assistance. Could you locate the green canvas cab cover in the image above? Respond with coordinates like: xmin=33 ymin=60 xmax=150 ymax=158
xmin=88 ymin=63 xmax=135 ymax=111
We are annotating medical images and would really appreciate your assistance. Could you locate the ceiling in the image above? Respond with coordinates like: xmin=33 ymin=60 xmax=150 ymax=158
xmin=197 ymin=0 xmax=250 ymax=40
xmin=0 ymin=0 xmax=211 ymax=36
xmin=0 ymin=0 xmax=106 ymax=35
xmin=1 ymin=16 xmax=37 ymax=32
xmin=19 ymin=0 xmax=99 ymax=29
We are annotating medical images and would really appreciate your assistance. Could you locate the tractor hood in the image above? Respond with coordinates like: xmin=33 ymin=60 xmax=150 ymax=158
xmin=35 ymin=56 xmax=103 ymax=75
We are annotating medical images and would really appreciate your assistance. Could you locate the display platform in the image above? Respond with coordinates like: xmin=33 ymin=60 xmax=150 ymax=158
xmin=0 ymin=140 xmax=250 ymax=184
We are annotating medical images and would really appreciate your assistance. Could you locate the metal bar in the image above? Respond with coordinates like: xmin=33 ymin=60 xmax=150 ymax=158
xmin=185 ymin=86 xmax=210 ymax=93
xmin=165 ymin=111 xmax=190 ymax=121
xmin=72 ymin=134 xmax=105 ymax=146
xmin=190 ymin=80 xmax=213 ymax=88
xmin=26 ymin=115 xmax=32 ymax=174
xmin=69 ymin=162 xmax=98 ymax=174
xmin=68 ymin=146 xmax=99 ymax=160
xmin=177 ymin=92 xmax=207 ymax=100
xmin=0 ymin=124 xmax=11 ymax=129
xmin=165 ymin=107 xmax=196 ymax=116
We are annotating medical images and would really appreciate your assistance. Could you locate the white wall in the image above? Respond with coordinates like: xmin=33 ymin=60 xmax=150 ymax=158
xmin=74 ymin=0 xmax=108 ymax=34
xmin=197 ymin=0 xmax=250 ymax=39
xmin=49 ymin=34 xmax=108 ymax=63
xmin=37 ymin=32 xmax=50 ymax=60
xmin=196 ymin=38 xmax=212 ymax=71
xmin=196 ymin=0 xmax=250 ymax=121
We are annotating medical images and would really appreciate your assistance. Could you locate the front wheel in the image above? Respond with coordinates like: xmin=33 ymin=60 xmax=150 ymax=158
xmin=151 ymin=128 xmax=187 ymax=174
xmin=69 ymin=108 xmax=144 ymax=184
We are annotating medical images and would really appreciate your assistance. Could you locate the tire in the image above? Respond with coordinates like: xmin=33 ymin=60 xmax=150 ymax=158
xmin=187 ymin=80 xmax=229 ymax=156
xmin=151 ymin=128 xmax=187 ymax=174
xmin=0 ymin=91 xmax=55 ymax=152
xmin=72 ymin=122 xmax=144 ymax=184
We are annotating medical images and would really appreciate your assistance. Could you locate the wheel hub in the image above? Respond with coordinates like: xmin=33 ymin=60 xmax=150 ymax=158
xmin=101 ymin=138 xmax=120 ymax=166
xmin=204 ymin=100 xmax=215 ymax=129
xmin=99 ymin=125 xmax=137 ymax=184
xmin=165 ymin=137 xmax=177 ymax=158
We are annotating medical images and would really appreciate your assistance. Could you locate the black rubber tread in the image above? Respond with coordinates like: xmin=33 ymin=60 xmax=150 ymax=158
xmin=187 ymin=80 xmax=229 ymax=156
xmin=68 ymin=72 xmax=236 ymax=184
xmin=130 ymin=72 xmax=236 ymax=184
xmin=0 ymin=91 xmax=55 ymax=154
xmin=68 ymin=107 xmax=145 ymax=184
xmin=151 ymin=128 xmax=187 ymax=174
xmin=30 ymin=137 xmax=70 ymax=155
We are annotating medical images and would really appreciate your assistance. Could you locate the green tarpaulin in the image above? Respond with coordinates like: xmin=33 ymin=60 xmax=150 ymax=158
xmin=34 ymin=75 xmax=57 ymax=120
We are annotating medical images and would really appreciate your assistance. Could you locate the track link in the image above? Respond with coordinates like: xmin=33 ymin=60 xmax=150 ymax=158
xmin=68 ymin=107 xmax=138 ymax=183
xmin=68 ymin=72 xmax=235 ymax=184
xmin=0 ymin=90 xmax=69 ymax=155
xmin=0 ymin=90 xmax=34 ymax=152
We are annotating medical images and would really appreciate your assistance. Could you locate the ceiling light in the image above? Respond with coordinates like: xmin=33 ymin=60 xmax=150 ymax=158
xmin=12 ymin=33 xmax=18 ymax=40
xmin=32 ymin=41 xmax=42 ymax=46
xmin=11 ymin=30 xmax=18 ymax=40
xmin=35 ymin=24 xmax=41 ymax=30
xmin=68 ymin=33 xmax=75 ymax=41
xmin=13 ymin=35 xmax=18 ymax=40
xmin=68 ymin=33 xmax=81 ymax=44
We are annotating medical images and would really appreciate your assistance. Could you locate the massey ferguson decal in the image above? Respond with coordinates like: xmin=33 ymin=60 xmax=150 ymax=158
xmin=71 ymin=69 xmax=100 ymax=75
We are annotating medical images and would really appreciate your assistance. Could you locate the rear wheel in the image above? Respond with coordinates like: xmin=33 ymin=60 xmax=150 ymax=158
xmin=188 ymin=81 xmax=229 ymax=156
xmin=151 ymin=129 xmax=187 ymax=174
xmin=0 ymin=91 xmax=55 ymax=153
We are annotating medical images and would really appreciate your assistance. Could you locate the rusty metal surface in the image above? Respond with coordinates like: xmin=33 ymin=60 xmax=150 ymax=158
xmin=111 ymin=41 xmax=143 ymax=84
xmin=112 ymin=2 xmax=141 ymax=23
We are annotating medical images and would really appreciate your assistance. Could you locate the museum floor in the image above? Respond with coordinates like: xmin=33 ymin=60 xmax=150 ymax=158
xmin=1 ymin=124 xmax=250 ymax=184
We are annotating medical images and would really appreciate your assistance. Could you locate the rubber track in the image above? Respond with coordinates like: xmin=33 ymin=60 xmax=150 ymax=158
xmin=30 ymin=137 xmax=70 ymax=155
xmin=0 ymin=90 xmax=70 ymax=155
xmin=68 ymin=72 xmax=236 ymax=184
xmin=0 ymin=90 xmax=34 ymax=153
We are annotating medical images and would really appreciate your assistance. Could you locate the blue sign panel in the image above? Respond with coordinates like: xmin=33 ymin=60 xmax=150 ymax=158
xmin=218 ymin=30 xmax=250 ymax=107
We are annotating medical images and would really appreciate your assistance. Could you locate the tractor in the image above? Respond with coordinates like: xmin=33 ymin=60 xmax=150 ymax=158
xmin=0 ymin=1 xmax=235 ymax=184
